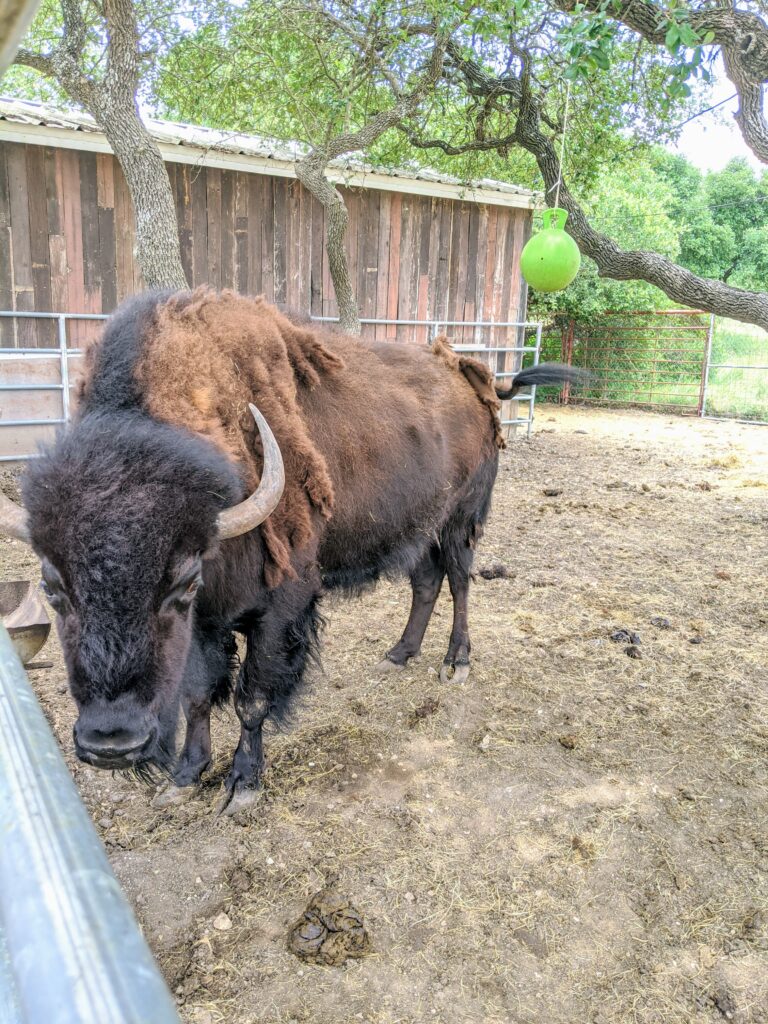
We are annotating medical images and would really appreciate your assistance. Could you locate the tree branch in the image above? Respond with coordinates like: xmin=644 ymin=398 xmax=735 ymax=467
xmin=13 ymin=46 xmax=55 ymax=75
xmin=555 ymin=0 xmax=768 ymax=164
xmin=295 ymin=39 xmax=446 ymax=333
xmin=0 ymin=0 xmax=43 ymax=76
xmin=406 ymin=46 xmax=768 ymax=332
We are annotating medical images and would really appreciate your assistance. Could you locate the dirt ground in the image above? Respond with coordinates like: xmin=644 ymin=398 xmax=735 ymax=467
xmin=2 ymin=405 xmax=767 ymax=1024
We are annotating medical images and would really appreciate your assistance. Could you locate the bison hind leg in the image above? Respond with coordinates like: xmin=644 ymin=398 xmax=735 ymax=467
xmin=379 ymin=544 xmax=445 ymax=670
xmin=438 ymin=456 xmax=498 ymax=685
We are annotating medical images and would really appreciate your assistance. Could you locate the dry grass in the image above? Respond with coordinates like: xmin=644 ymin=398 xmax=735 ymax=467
xmin=2 ymin=405 xmax=767 ymax=1024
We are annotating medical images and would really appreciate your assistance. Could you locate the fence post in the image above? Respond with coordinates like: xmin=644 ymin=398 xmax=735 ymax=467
xmin=527 ymin=323 xmax=543 ymax=438
xmin=561 ymin=319 xmax=575 ymax=405
xmin=0 ymin=625 xmax=181 ymax=1024
xmin=699 ymin=314 xmax=715 ymax=417
xmin=59 ymin=314 xmax=71 ymax=422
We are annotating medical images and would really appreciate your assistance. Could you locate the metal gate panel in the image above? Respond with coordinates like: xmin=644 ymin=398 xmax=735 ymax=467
xmin=701 ymin=319 xmax=768 ymax=424
xmin=565 ymin=310 xmax=713 ymax=413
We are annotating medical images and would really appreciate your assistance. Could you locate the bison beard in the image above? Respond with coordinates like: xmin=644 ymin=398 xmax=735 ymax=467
xmin=12 ymin=289 xmax=580 ymax=813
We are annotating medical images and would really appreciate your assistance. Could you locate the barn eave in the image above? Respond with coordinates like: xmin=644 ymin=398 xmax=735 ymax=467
xmin=0 ymin=97 xmax=540 ymax=210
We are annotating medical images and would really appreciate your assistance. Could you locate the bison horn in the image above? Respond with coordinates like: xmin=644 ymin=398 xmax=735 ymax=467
xmin=0 ymin=489 xmax=30 ymax=544
xmin=0 ymin=404 xmax=283 ymax=545
xmin=217 ymin=403 xmax=285 ymax=539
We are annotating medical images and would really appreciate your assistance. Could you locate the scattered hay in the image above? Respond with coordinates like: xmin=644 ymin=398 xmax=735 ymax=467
xmin=6 ymin=406 xmax=768 ymax=1024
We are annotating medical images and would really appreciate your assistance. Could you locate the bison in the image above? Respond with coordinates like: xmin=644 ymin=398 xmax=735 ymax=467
xmin=0 ymin=289 xmax=579 ymax=812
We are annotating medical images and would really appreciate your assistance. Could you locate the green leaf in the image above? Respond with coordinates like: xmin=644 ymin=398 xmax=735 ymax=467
xmin=665 ymin=24 xmax=680 ymax=49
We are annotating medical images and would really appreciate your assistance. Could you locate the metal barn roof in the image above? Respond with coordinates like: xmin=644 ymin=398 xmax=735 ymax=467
xmin=0 ymin=97 xmax=538 ymax=210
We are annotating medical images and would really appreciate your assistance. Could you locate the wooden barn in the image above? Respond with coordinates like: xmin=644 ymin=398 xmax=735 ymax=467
xmin=0 ymin=98 xmax=536 ymax=343
xmin=0 ymin=98 xmax=539 ymax=460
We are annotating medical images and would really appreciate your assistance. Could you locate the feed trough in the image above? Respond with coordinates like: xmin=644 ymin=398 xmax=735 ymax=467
xmin=0 ymin=581 xmax=50 ymax=666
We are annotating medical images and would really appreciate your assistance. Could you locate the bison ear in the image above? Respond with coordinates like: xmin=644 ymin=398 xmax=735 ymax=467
xmin=216 ymin=404 xmax=285 ymax=540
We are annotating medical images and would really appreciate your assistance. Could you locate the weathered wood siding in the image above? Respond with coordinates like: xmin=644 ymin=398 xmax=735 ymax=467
xmin=0 ymin=140 xmax=531 ymax=349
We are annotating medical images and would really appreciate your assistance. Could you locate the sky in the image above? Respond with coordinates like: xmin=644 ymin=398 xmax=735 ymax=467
xmin=670 ymin=72 xmax=764 ymax=174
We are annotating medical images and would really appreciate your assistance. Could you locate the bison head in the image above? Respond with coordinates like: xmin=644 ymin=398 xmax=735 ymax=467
xmin=0 ymin=405 xmax=283 ymax=775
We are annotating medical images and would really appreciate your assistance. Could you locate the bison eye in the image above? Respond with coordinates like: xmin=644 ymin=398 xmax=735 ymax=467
xmin=161 ymin=568 xmax=203 ymax=614
xmin=41 ymin=576 xmax=70 ymax=615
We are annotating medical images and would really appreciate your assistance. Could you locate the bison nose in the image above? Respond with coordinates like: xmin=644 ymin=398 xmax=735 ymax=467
xmin=74 ymin=721 xmax=155 ymax=766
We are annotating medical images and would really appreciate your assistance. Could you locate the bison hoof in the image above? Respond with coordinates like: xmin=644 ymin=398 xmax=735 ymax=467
xmin=152 ymin=782 xmax=197 ymax=808
xmin=374 ymin=657 xmax=406 ymax=675
xmin=439 ymin=662 xmax=470 ymax=685
xmin=217 ymin=785 xmax=263 ymax=818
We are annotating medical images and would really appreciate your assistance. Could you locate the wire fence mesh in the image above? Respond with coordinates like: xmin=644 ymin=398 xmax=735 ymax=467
xmin=701 ymin=319 xmax=768 ymax=424
xmin=539 ymin=310 xmax=712 ymax=413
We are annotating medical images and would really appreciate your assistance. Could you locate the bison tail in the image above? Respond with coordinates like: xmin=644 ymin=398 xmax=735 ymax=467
xmin=495 ymin=362 xmax=589 ymax=401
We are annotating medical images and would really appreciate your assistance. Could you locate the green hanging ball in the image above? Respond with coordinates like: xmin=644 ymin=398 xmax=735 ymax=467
xmin=520 ymin=207 xmax=581 ymax=293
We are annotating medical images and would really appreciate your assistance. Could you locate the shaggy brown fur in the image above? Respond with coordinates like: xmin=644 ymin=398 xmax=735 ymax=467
xmin=23 ymin=288 xmax=582 ymax=799
xmin=75 ymin=288 xmax=505 ymax=588
xmin=132 ymin=289 xmax=344 ymax=587
xmin=430 ymin=335 xmax=505 ymax=450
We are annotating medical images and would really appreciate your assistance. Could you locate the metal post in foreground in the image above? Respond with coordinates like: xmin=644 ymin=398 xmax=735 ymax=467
xmin=0 ymin=625 xmax=181 ymax=1024
xmin=699 ymin=313 xmax=716 ymax=417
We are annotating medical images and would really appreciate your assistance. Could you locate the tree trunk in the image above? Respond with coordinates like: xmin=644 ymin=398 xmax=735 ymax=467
xmin=296 ymin=153 xmax=360 ymax=334
xmin=94 ymin=103 xmax=188 ymax=291
xmin=14 ymin=0 xmax=188 ymax=294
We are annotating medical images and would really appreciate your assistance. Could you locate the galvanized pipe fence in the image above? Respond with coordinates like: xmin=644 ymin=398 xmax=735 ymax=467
xmin=310 ymin=315 xmax=544 ymax=435
xmin=0 ymin=624 xmax=180 ymax=1024
xmin=0 ymin=312 xmax=545 ymax=462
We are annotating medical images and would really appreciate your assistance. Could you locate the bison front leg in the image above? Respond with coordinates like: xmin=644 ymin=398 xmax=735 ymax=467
xmin=221 ymin=590 xmax=321 ymax=815
xmin=155 ymin=623 xmax=236 ymax=806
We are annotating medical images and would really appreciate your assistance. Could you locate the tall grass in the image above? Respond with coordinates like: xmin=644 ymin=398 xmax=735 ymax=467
xmin=704 ymin=319 xmax=768 ymax=421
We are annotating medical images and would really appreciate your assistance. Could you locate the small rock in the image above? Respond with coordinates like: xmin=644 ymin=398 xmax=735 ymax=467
xmin=641 ymin=483 xmax=651 ymax=492
xmin=712 ymin=987 xmax=737 ymax=1020
xmin=689 ymin=636 xmax=704 ymax=645
xmin=574 ymin=429 xmax=588 ymax=434
xmin=625 ymin=645 xmax=642 ymax=659
xmin=213 ymin=912 xmax=233 ymax=932
xmin=228 ymin=869 xmax=250 ymax=893
xmin=543 ymin=488 xmax=562 ymax=497
xmin=650 ymin=616 xmax=671 ymax=629
xmin=479 ymin=733 xmax=492 ymax=751
xmin=98 ymin=816 xmax=112 ymax=829
xmin=741 ymin=909 xmax=765 ymax=938
xmin=559 ymin=734 xmax=577 ymax=750
xmin=714 ymin=569 xmax=732 ymax=580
